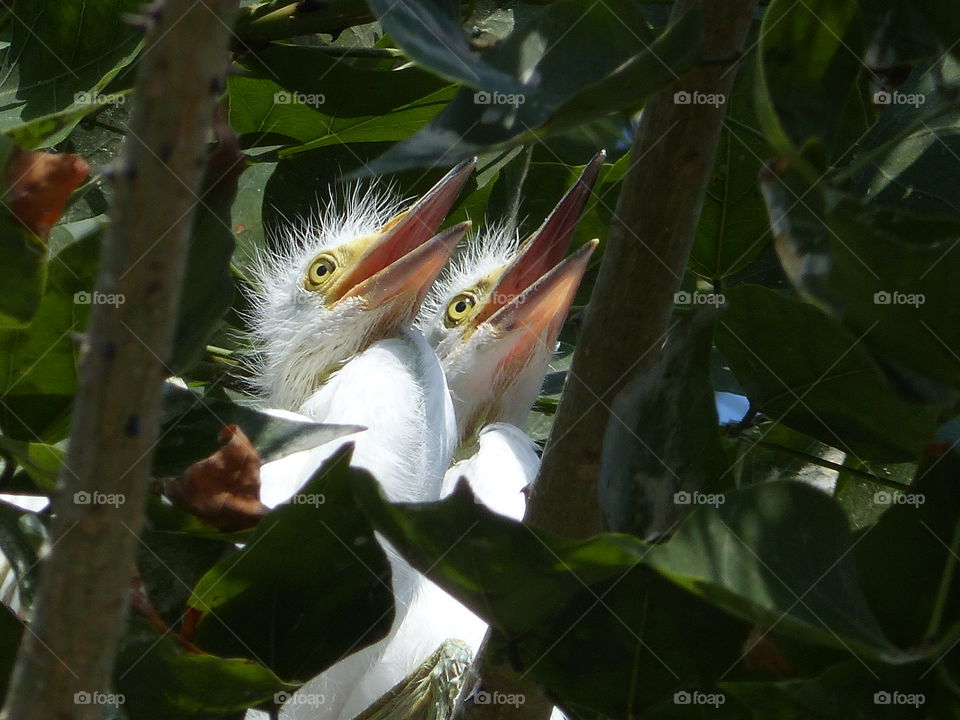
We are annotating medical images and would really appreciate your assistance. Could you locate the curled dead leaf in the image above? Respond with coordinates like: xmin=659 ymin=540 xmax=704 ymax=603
xmin=161 ymin=424 xmax=268 ymax=532
xmin=5 ymin=150 xmax=89 ymax=237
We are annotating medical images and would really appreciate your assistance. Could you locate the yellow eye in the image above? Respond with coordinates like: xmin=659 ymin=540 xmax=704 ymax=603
xmin=305 ymin=254 xmax=337 ymax=290
xmin=445 ymin=292 xmax=477 ymax=327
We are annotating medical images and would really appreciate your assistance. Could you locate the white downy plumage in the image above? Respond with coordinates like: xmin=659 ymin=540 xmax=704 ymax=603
xmin=338 ymin=152 xmax=605 ymax=719
xmin=241 ymin=161 xmax=474 ymax=720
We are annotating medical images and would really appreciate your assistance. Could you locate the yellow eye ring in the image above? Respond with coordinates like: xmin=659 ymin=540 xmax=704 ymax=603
xmin=445 ymin=292 xmax=477 ymax=327
xmin=305 ymin=254 xmax=337 ymax=290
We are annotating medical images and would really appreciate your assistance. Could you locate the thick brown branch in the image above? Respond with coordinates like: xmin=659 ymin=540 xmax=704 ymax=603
xmin=527 ymin=0 xmax=759 ymax=539
xmin=0 ymin=2 xmax=238 ymax=719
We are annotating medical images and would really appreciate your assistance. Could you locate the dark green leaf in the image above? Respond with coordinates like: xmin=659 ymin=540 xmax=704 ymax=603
xmin=854 ymin=444 xmax=960 ymax=649
xmin=717 ymin=285 xmax=939 ymax=461
xmin=228 ymin=46 xmax=452 ymax=154
xmin=756 ymin=0 xmax=870 ymax=167
xmin=600 ymin=311 xmax=729 ymax=539
xmin=188 ymin=446 xmax=394 ymax=682
xmin=0 ymin=216 xmax=46 ymax=328
xmin=0 ymin=233 xmax=102 ymax=440
xmin=154 ymin=384 xmax=360 ymax=478
xmin=116 ymin=618 xmax=288 ymax=720
xmin=367 ymin=0 xmax=698 ymax=172
xmin=649 ymin=481 xmax=895 ymax=659
xmin=0 ymin=0 xmax=143 ymax=145
xmin=690 ymin=56 xmax=771 ymax=280
xmin=367 ymin=0 xmax=523 ymax=91
xmin=351 ymin=476 xmax=753 ymax=718
xmin=846 ymin=57 xmax=960 ymax=222
xmin=762 ymin=165 xmax=960 ymax=403
xmin=169 ymin=144 xmax=242 ymax=373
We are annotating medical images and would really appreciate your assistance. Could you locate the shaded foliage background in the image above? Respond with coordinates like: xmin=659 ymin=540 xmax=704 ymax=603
xmin=0 ymin=0 xmax=958 ymax=718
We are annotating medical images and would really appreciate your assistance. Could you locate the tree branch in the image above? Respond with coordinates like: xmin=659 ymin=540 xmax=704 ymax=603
xmin=451 ymin=2 xmax=759 ymax=718
xmin=527 ymin=0 xmax=759 ymax=539
xmin=0 ymin=2 xmax=238 ymax=719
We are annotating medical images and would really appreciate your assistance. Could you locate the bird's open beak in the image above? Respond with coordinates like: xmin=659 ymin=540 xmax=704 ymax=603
xmin=326 ymin=158 xmax=476 ymax=306
xmin=485 ymin=239 xmax=598 ymax=366
xmin=473 ymin=150 xmax=604 ymax=327
xmin=345 ymin=221 xmax=471 ymax=310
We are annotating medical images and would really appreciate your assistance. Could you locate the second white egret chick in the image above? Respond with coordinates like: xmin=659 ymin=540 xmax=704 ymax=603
xmin=337 ymin=154 xmax=604 ymax=720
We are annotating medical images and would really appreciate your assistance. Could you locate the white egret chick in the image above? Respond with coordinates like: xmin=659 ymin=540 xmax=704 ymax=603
xmin=245 ymin=161 xmax=475 ymax=720
xmin=340 ymin=153 xmax=604 ymax=720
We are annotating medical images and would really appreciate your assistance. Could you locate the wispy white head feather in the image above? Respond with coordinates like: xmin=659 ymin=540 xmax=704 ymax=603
xmin=242 ymin=183 xmax=405 ymax=409
xmin=240 ymin=158 xmax=476 ymax=412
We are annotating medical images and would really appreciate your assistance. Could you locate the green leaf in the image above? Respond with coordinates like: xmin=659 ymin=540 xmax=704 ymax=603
xmin=854 ymin=445 xmax=960 ymax=649
xmin=0 ymin=216 xmax=46 ymax=328
xmin=0 ymin=0 xmax=143 ymax=145
xmin=136 ymin=526 xmax=235 ymax=627
xmin=599 ymin=311 xmax=730 ymax=539
xmin=846 ymin=57 xmax=960 ymax=222
xmin=547 ymin=7 xmax=704 ymax=130
xmin=227 ymin=46 xmax=452 ymax=154
xmin=352 ymin=476 xmax=753 ymax=718
xmin=230 ymin=161 xmax=276 ymax=261
xmin=690 ymin=55 xmax=771 ymax=280
xmin=116 ymin=619 xmax=289 ymax=720
xmin=0 ymin=437 xmax=62 ymax=491
xmin=833 ymin=457 xmax=914 ymax=530
xmin=367 ymin=0 xmax=698 ymax=172
xmin=188 ymin=446 xmax=394 ymax=682
xmin=761 ymin=166 xmax=960 ymax=403
xmin=755 ymin=0 xmax=870 ymax=169
xmin=169 ymin=146 xmax=242 ymax=373
xmin=6 ymin=94 xmax=130 ymax=150
xmin=0 ymin=232 xmax=102 ymax=440
xmin=716 ymin=285 xmax=939 ymax=462
xmin=153 ymin=384 xmax=360 ymax=478
xmin=648 ymin=481 xmax=896 ymax=659
xmin=367 ymin=0 xmax=523 ymax=91
xmin=722 ymin=659 xmax=925 ymax=720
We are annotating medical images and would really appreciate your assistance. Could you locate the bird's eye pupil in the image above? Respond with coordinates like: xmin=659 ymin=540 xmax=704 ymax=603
xmin=317 ymin=265 xmax=328 ymax=276
xmin=455 ymin=300 xmax=467 ymax=312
